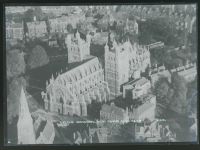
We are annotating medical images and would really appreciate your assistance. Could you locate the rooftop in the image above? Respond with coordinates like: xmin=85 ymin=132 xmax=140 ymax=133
xmin=46 ymin=55 xmax=104 ymax=89
xmin=128 ymin=94 xmax=156 ymax=109
xmin=123 ymin=77 xmax=150 ymax=89
xmin=42 ymin=121 xmax=55 ymax=141
xmin=6 ymin=22 xmax=23 ymax=28
xmin=101 ymin=103 xmax=125 ymax=118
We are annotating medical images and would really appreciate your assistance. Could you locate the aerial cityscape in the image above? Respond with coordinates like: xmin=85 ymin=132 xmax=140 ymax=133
xmin=5 ymin=5 xmax=197 ymax=145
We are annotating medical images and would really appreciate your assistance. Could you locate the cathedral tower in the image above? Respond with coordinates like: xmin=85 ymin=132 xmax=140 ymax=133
xmin=66 ymin=31 xmax=91 ymax=63
xmin=17 ymin=87 xmax=36 ymax=144
xmin=104 ymin=33 xmax=129 ymax=99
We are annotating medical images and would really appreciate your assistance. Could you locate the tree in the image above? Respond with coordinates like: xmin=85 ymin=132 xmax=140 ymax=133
xmin=97 ymin=16 xmax=110 ymax=31
xmin=27 ymin=45 xmax=49 ymax=69
xmin=23 ymin=9 xmax=35 ymax=22
xmin=154 ymin=77 xmax=170 ymax=102
xmin=85 ymin=9 xmax=93 ymax=17
xmin=23 ymin=7 xmax=45 ymax=22
xmin=119 ymin=122 xmax=135 ymax=142
xmin=7 ymin=76 xmax=40 ymax=124
xmin=7 ymin=49 xmax=26 ymax=80
xmin=7 ymin=76 xmax=27 ymax=123
xmin=67 ymin=24 xmax=74 ymax=33
xmin=45 ymin=18 xmax=51 ymax=34
xmin=33 ymin=7 xmax=45 ymax=21
xmin=170 ymin=73 xmax=188 ymax=114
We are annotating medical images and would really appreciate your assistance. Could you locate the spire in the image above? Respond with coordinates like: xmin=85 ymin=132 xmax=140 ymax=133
xmin=46 ymin=80 xmax=49 ymax=87
xmin=86 ymin=33 xmax=91 ymax=44
xmin=18 ymin=87 xmax=31 ymax=117
xmin=104 ymin=42 xmax=109 ymax=49
xmin=17 ymin=87 xmax=36 ymax=144
xmin=76 ymin=30 xmax=80 ymax=39
xmin=51 ymin=74 xmax=54 ymax=80
xmin=113 ymin=39 xmax=117 ymax=47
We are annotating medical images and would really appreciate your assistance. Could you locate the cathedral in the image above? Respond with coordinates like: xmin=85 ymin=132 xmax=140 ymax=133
xmin=104 ymin=33 xmax=151 ymax=98
xmin=66 ymin=31 xmax=91 ymax=63
xmin=42 ymin=56 xmax=110 ymax=117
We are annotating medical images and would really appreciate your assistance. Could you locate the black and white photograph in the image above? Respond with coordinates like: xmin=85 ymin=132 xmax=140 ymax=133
xmin=5 ymin=4 xmax=198 ymax=145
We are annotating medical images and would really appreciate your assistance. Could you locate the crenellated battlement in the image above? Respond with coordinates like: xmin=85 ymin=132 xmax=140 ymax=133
xmin=170 ymin=62 xmax=196 ymax=73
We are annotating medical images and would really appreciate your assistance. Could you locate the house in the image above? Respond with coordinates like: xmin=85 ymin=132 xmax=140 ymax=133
xmin=49 ymin=14 xmax=85 ymax=33
xmin=170 ymin=62 xmax=197 ymax=82
xmin=26 ymin=18 xmax=47 ymax=38
xmin=100 ymin=102 xmax=129 ymax=122
xmin=128 ymin=94 xmax=156 ymax=121
xmin=134 ymin=120 xmax=176 ymax=142
xmin=122 ymin=77 xmax=151 ymax=99
xmin=6 ymin=22 xmax=24 ymax=40
xmin=35 ymin=120 xmax=55 ymax=144
xmin=149 ymin=65 xmax=171 ymax=87
xmin=88 ymin=127 xmax=108 ymax=143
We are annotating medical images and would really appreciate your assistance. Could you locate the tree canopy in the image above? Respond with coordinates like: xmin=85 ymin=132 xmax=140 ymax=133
xmin=7 ymin=49 xmax=26 ymax=80
xmin=7 ymin=76 xmax=27 ymax=123
xmin=27 ymin=45 xmax=49 ymax=69
xmin=7 ymin=76 xmax=40 ymax=124
xmin=23 ymin=7 xmax=45 ymax=22
xmin=170 ymin=73 xmax=188 ymax=114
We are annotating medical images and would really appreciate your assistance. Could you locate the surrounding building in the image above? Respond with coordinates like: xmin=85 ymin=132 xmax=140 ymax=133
xmin=88 ymin=127 xmax=108 ymax=143
xmin=100 ymin=102 xmax=129 ymax=121
xmin=105 ymin=33 xmax=150 ymax=98
xmin=6 ymin=22 xmax=24 ymax=40
xmin=26 ymin=17 xmax=47 ymax=38
xmin=135 ymin=120 xmax=176 ymax=142
xmin=41 ymin=6 xmax=68 ymax=16
xmin=134 ymin=120 xmax=162 ymax=142
xmin=42 ymin=56 xmax=110 ymax=117
xmin=124 ymin=18 xmax=139 ymax=35
xmin=5 ymin=6 xmax=31 ymax=14
xmin=149 ymin=65 xmax=171 ymax=87
xmin=128 ymin=94 xmax=156 ymax=121
xmin=170 ymin=62 xmax=197 ymax=82
xmin=134 ymin=120 xmax=176 ymax=142
xmin=41 ymin=6 xmax=83 ymax=17
xmin=66 ymin=31 xmax=91 ymax=63
xmin=146 ymin=41 xmax=164 ymax=50
xmin=122 ymin=77 xmax=151 ymax=99
xmin=34 ymin=119 xmax=55 ymax=144
xmin=49 ymin=14 xmax=85 ymax=33
xmin=48 ymin=38 xmax=59 ymax=48
xmin=73 ymin=131 xmax=83 ymax=144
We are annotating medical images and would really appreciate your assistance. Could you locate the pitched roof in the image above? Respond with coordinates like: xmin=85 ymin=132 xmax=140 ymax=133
xmin=42 ymin=120 xmax=55 ymax=141
xmin=53 ymin=56 xmax=102 ymax=84
xmin=101 ymin=103 xmax=125 ymax=118
xmin=123 ymin=77 xmax=150 ymax=89
xmin=35 ymin=120 xmax=47 ymax=139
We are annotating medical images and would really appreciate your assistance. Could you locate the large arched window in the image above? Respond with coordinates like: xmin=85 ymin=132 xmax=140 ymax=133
xmin=59 ymin=97 xmax=64 ymax=114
